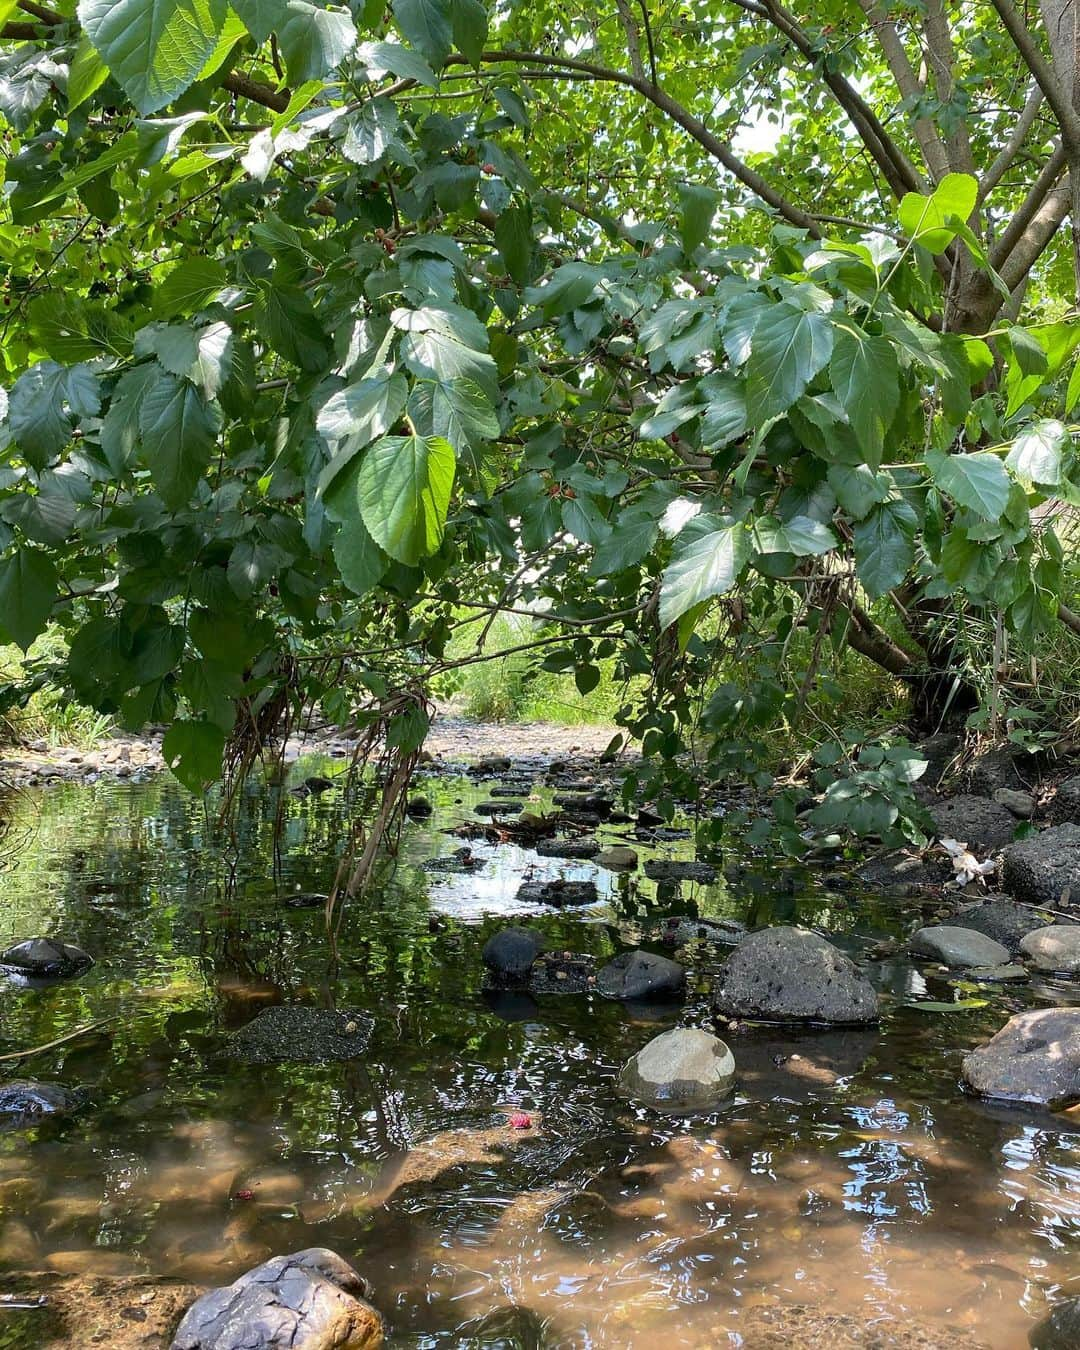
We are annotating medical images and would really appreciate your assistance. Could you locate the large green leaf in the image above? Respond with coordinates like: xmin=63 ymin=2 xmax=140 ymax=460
xmin=0 ymin=548 xmax=57 ymax=651
xmin=253 ymin=284 xmax=329 ymax=371
xmin=357 ymin=434 xmax=456 ymax=565
xmin=393 ymin=0 xmax=452 ymax=65
xmin=926 ymin=448 xmax=1010 ymax=519
xmin=406 ymin=378 xmax=498 ymax=452
xmin=829 ymin=328 xmax=899 ymax=465
xmin=659 ymin=514 xmax=748 ymax=630
xmin=153 ymin=258 xmax=227 ymax=317
xmin=699 ymin=373 xmax=748 ymax=449
xmin=138 ymin=371 xmax=222 ymax=508
xmin=78 ymin=0 xmax=228 ymax=115
xmin=754 ymin=514 xmax=836 ymax=556
xmin=747 ymin=303 xmax=834 ymax=419
xmin=853 ymin=499 xmax=918 ymax=597
xmin=9 ymin=362 xmax=78 ymax=466
xmin=277 ymin=1 xmax=358 ymax=83
xmin=163 ymin=718 xmax=226 ymax=791
xmin=231 ymin=0 xmax=289 ymax=41
xmin=898 ymin=172 xmax=977 ymax=253
xmin=450 ymin=0 xmax=487 ymax=65
xmin=324 ymin=461 xmax=390 ymax=596
xmin=1006 ymin=419 xmax=1066 ymax=488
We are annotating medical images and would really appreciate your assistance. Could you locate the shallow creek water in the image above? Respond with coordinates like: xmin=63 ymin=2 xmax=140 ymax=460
xmin=0 ymin=765 xmax=1077 ymax=1347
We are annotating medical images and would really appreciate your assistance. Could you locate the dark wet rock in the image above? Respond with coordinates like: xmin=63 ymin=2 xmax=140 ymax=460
xmin=1048 ymin=774 xmax=1080 ymax=826
xmin=227 ymin=1007 xmax=373 ymax=1064
xmin=638 ymin=827 xmax=692 ymax=842
xmin=951 ymin=898 xmax=1051 ymax=953
xmin=1030 ymin=1297 xmax=1080 ymax=1349
xmin=534 ymin=839 xmax=601 ymax=859
xmin=962 ymin=1007 xmax=1080 ymax=1105
xmin=644 ymin=860 xmax=717 ymax=884
xmin=516 ymin=879 xmax=599 ymax=908
xmin=596 ymin=950 xmax=685 ymax=1001
xmin=404 ymin=795 xmax=432 ymax=818
xmin=171 ymin=1247 xmax=382 ymax=1350
xmin=0 ymin=1081 xmax=82 ymax=1122
xmin=1019 ymin=925 xmax=1080 ymax=973
xmin=0 ymin=938 xmax=93 ymax=981
xmin=303 ymin=776 xmax=335 ymax=794
xmin=617 ymin=1027 xmax=735 ymax=1110
xmin=595 ymin=845 xmax=638 ymax=871
xmin=551 ymin=793 xmax=614 ymax=816
xmin=967 ymin=964 xmax=1028 ymax=983
xmin=916 ymin=733 xmax=960 ymax=788
xmin=475 ymin=800 xmax=524 ymax=816
xmin=423 ymin=847 xmax=480 ymax=874
xmin=453 ymin=1307 xmax=548 ymax=1346
xmin=967 ymin=747 xmax=1028 ymax=797
xmin=490 ymin=784 xmax=533 ymax=797
xmin=1003 ymin=824 xmax=1080 ymax=907
xmin=528 ymin=952 xmax=596 ymax=995
xmin=482 ymin=927 xmax=543 ymax=984
xmin=735 ymin=1302 xmax=989 ymax=1349
xmin=993 ymin=788 xmax=1036 ymax=819
xmin=857 ymin=850 xmax=950 ymax=892
xmin=908 ymin=925 xmax=1011 ymax=968
xmin=714 ymin=926 xmax=879 ymax=1025
xmin=470 ymin=756 xmax=512 ymax=776
xmin=636 ymin=806 xmax=665 ymax=826
xmin=658 ymin=915 xmax=745 ymax=947
xmin=282 ymin=892 xmax=327 ymax=910
xmin=928 ymin=795 xmax=1016 ymax=851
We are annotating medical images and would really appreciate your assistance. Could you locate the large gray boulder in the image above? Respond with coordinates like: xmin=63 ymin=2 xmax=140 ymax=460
xmin=171 ymin=1248 xmax=383 ymax=1349
xmin=928 ymin=795 xmax=1016 ymax=851
xmin=617 ymin=1028 xmax=735 ymax=1110
xmin=0 ymin=937 xmax=93 ymax=981
xmin=951 ymin=898 xmax=1051 ymax=953
xmin=595 ymin=950 xmax=685 ymax=1001
xmin=908 ymin=926 xmax=1011 ymax=968
xmin=1003 ymin=824 xmax=1080 ymax=907
xmin=713 ymin=926 xmax=879 ymax=1025
xmin=962 ymin=1008 xmax=1080 ymax=1105
xmin=227 ymin=1007 xmax=373 ymax=1064
xmin=1019 ymin=925 xmax=1080 ymax=973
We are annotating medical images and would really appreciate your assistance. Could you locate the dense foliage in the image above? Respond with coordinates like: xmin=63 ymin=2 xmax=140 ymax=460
xmin=1 ymin=0 xmax=1080 ymax=863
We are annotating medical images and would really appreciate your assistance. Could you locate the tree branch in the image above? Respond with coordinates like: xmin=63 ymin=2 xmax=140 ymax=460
xmin=614 ymin=0 xmax=647 ymax=82
xmin=923 ymin=0 xmax=976 ymax=174
xmin=979 ymin=81 xmax=1044 ymax=201
xmin=997 ymin=177 xmax=1071 ymax=291
xmin=17 ymin=0 xmax=63 ymax=22
xmin=989 ymin=0 xmax=1080 ymax=151
xmin=989 ymin=141 xmax=1067 ymax=269
xmin=222 ymin=70 xmax=289 ymax=112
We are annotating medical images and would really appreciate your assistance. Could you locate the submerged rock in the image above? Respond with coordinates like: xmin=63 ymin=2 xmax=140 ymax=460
xmin=618 ymin=1028 xmax=735 ymax=1110
xmin=1003 ymin=825 xmax=1080 ymax=907
xmin=528 ymin=952 xmax=596 ymax=995
xmin=470 ymin=756 xmax=512 ymax=776
xmin=951 ymin=898 xmax=1051 ymax=953
xmin=961 ymin=1007 xmax=1080 ymax=1105
xmin=404 ymin=796 xmax=432 ymax=818
xmin=644 ymin=860 xmax=717 ymax=884
xmin=928 ymin=795 xmax=1016 ymax=852
xmin=516 ymin=879 xmax=598 ymax=908
xmin=227 ymin=1007 xmax=373 ymax=1064
xmin=0 ymin=938 xmax=93 ymax=981
xmin=282 ymin=892 xmax=328 ymax=910
xmin=0 ymin=1081 xmax=82 ymax=1122
xmin=534 ymin=839 xmax=601 ymax=860
xmin=658 ymin=915 xmax=745 ymax=947
xmin=482 ymin=927 xmax=543 ymax=984
xmin=423 ymin=847 xmax=480 ymax=874
xmin=171 ymin=1247 xmax=383 ymax=1350
xmin=1030 ymin=1297 xmax=1080 ymax=1349
xmin=1019 ymin=925 xmax=1080 ymax=973
xmin=475 ymin=800 xmax=524 ymax=816
xmin=713 ymin=926 xmax=879 ymax=1025
xmin=595 ymin=845 xmax=638 ymax=871
xmin=596 ymin=950 xmax=685 ymax=1001
xmin=908 ymin=926 xmax=1011 ymax=968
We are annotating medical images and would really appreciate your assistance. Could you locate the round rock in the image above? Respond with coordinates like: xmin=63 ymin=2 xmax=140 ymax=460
xmin=713 ymin=926 xmax=879 ymax=1025
xmin=481 ymin=927 xmax=543 ymax=982
xmin=928 ymin=794 xmax=1016 ymax=852
xmin=595 ymin=846 xmax=638 ymax=871
xmin=170 ymin=1247 xmax=383 ymax=1350
xmin=908 ymin=925 xmax=1011 ymax=968
xmin=961 ymin=1008 xmax=1080 ymax=1105
xmin=951 ymin=898 xmax=1051 ymax=953
xmin=0 ymin=938 xmax=93 ymax=981
xmin=618 ymin=1028 xmax=735 ymax=1111
xmin=596 ymin=950 xmax=685 ymax=1002
xmin=1019 ymin=925 xmax=1080 ymax=973
xmin=1002 ymin=824 xmax=1080 ymax=908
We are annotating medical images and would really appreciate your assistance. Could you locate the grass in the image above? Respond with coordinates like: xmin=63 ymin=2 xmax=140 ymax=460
xmin=0 ymin=634 xmax=114 ymax=750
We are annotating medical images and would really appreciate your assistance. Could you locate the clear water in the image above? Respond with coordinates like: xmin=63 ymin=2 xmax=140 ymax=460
xmin=0 ymin=766 xmax=1076 ymax=1347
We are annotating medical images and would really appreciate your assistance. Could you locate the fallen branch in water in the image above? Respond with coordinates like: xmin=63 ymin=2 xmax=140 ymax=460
xmin=0 ymin=1017 xmax=115 ymax=1063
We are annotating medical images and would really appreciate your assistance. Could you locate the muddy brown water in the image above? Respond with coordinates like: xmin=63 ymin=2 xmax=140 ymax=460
xmin=0 ymin=765 xmax=1076 ymax=1347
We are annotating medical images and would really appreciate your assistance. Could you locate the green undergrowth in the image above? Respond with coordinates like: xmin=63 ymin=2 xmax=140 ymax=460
xmin=0 ymin=633 xmax=113 ymax=749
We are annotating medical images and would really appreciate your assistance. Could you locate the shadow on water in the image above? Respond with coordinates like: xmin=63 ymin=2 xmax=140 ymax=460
xmin=0 ymin=766 xmax=1075 ymax=1346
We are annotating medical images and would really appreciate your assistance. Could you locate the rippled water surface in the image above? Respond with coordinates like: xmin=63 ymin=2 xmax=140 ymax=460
xmin=0 ymin=765 xmax=1077 ymax=1347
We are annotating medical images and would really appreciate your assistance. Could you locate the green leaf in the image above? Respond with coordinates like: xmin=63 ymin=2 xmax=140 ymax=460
xmin=827 ymin=464 xmax=892 ymax=520
xmin=906 ymin=999 xmax=987 ymax=1012
xmin=659 ymin=514 xmax=748 ymax=630
xmin=699 ymin=373 xmax=748 ymax=449
xmin=356 ymin=38 xmax=438 ymax=86
xmin=407 ymin=378 xmax=498 ymax=452
xmin=138 ymin=371 xmax=222 ymax=508
xmin=494 ymin=205 xmax=532 ymax=285
xmin=678 ymin=184 xmax=717 ymax=254
xmin=68 ymin=35 xmax=110 ymax=110
xmin=754 ymin=514 xmax=836 ymax=556
xmin=153 ymin=258 xmax=227 ymax=317
xmin=78 ymin=0 xmax=229 ymax=115
xmin=0 ymin=549 xmax=57 ymax=651
xmin=829 ymin=328 xmax=899 ymax=465
xmin=163 ymin=718 xmax=226 ymax=791
xmin=317 ymin=371 xmax=409 ymax=469
xmin=1006 ymin=418 xmax=1066 ymax=488
xmin=393 ymin=0 xmax=452 ymax=65
xmin=589 ymin=502 xmax=659 ymax=574
xmin=450 ymin=0 xmax=487 ymax=65
xmin=747 ymin=303 xmax=834 ymax=420
xmin=853 ymin=499 xmax=918 ymax=597
xmin=357 ymin=434 xmax=456 ymax=565
xmin=101 ymin=363 xmax=159 ymax=474
xmin=231 ymin=0 xmax=289 ymax=41
xmin=575 ymin=663 xmax=601 ymax=695
xmin=897 ymin=171 xmax=977 ymax=253
xmin=277 ymin=1 xmax=357 ymax=83
xmin=342 ymin=96 xmax=400 ymax=165
xmin=9 ymin=362 xmax=98 ymax=467
xmin=253 ymin=283 xmax=329 ymax=371
xmin=926 ymin=448 xmax=1010 ymax=519
xmin=1007 ymin=326 xmax=1048 ymax=377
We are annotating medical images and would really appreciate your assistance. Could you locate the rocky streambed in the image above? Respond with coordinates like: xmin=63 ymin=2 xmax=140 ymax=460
xmin=0 ymin=737 xmax=1076 ymax=1347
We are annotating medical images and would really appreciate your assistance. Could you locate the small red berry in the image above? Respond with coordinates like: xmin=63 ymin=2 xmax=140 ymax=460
xmin=508 ymin=1112 xmax=532 ymax=1129
xmin=232 ymin=1189 xmax=255 ymax=1201
xmin=482 ymin=162 xmax=497 ymax=174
